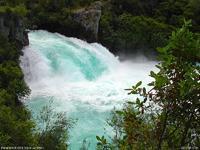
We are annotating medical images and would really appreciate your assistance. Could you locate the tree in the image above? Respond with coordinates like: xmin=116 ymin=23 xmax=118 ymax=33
xmin=97 ymin=20 xmax=200 ymax=149
xmin=36 ymin=101 xmax=74 ymax=150
xmin=0 ymin=35 xmax=37 ymax=147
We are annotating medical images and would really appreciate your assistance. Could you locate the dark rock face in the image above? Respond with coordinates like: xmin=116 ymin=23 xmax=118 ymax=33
xmin=0 ymin=13 xmax=29 ymax=48
xmin=34 ymin=1 xmax=102 ymax=43
xmin=72 ymin=1 xmax=102 ymax=42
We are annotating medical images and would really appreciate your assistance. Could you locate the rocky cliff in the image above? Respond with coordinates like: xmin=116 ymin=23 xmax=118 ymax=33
xmin=72 ymin=1 xmax=102 ymax=42
xmin=0 ymin=12 xmax=29 ymax=48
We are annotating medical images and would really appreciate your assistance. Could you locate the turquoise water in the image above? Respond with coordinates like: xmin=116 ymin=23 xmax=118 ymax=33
xmin=20 ymin=30 xmax=156 ymax=149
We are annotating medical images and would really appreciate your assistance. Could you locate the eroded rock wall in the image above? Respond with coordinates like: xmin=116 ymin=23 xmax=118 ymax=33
xmin=0 ymin=13 xmax=28 ymax=48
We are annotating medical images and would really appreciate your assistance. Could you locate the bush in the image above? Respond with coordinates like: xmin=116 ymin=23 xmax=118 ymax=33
xmin=36 ymin=101 xmax=74 ymax=150
xmin=98 ymin=20 xmax=200 ymax=149
xmin=99 ymin=13 xmax=174 ymax=54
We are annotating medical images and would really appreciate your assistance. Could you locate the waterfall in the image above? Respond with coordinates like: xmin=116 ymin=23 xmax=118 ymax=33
xmin=20 ymin=30 xmax=156 ymax=149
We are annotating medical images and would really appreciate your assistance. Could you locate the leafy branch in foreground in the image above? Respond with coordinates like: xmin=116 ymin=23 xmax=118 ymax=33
xmin=97 ymin=20 xmax=200 ymax=149
xmin=36 ymin=100 xmax=75 ymax=150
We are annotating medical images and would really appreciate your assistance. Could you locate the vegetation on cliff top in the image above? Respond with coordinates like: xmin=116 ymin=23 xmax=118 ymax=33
xmin=1 ymin=0 xmax=200 ymax=54
xmin=99 ymin=0 xmax=200 ymax=54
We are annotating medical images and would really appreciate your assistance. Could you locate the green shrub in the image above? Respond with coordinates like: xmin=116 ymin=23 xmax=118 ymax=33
xmin=98 ymin=20 xmax=200 ymax=149
xmin=36 ymin=101 xmax=74 ymax=150
xmin=99 ymin=13 xmax=174 ymax=54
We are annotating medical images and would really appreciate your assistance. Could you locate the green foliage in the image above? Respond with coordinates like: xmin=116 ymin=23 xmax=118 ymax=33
xmin=0 ymin=35 xmax=19 ymax=62
xmin=99 ymin=13 xmax=173 ymax=54
xmin=110 ymin=0 xmax=200 ymax=28
xmin=36 ymin=101 xmax=74 ymax=150
xmin=96 ymin=135 xmax=114 ymax=150
xmin=100 ymin=21 xmax=200 ymax=149
xmin=0 ymin=5 xmax=28 ymax=16
xmin=12 ymin=4 xmax=28 ymax=16
xmin=1 ymin=0 xmax=26 ymax=6
xmin=0 ymin=104 xmax=37 ymax=146
xmin=158 ymin=20 xmax=200 ymax=61
xmin=118 ymin=14 xmax=173 ymax=48
xmin=1 ymin=0 xmax=199 ymax=54
xmin=0 ymin=62 xmax=30 ymax=98
xmin=0 ymin=36 xmax=30 ymax=99
xmin=111 ymin=0 xmax=157 ymax=16
xmin=184 ymin=0 xmax=200 ymax=27
xmin=0 ymin=35 xmax=37 ymax=147
xmin=99 ymin=0 xmax=200 ymax=54
xmin=1 ymin=35 xmax=79 ymax=148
